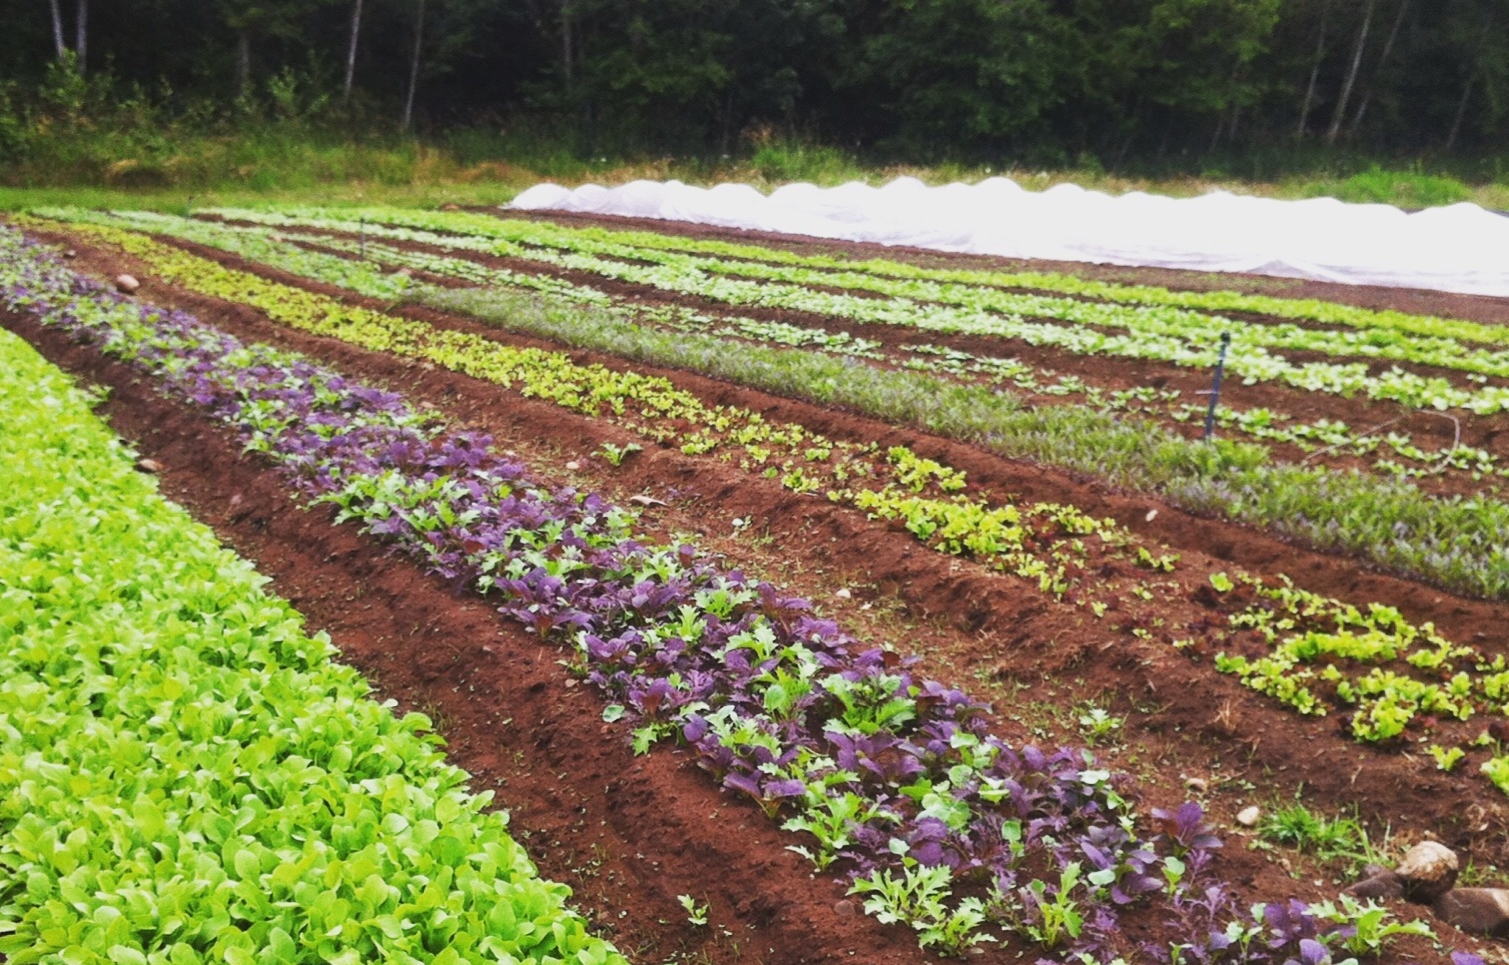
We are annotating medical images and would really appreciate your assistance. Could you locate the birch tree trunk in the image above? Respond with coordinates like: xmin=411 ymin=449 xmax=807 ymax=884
xmin=73 ymin=0 xmax=87 ymax=73
xmin=561 ymin=0 xmax=575 ymax=91
xmin=1348 ymin=0 xmax=1410 ymax=137
xmin=344 ymin=0 xmax=364 ymax=103
xmin=1445 ymin=73 xmax=1475 ymax=151
xmin=237 ymin=31 xmax=251 ymax=98
xmin=1297 ymin=0 xmax=1329 ymax=138
xmin=402 ymin=0 xmax=426 ymax=133
xmin=49 ymin=0 xmax=66 ymax=59
xmin=1326 ymin=0 xmax=1375 ymax=144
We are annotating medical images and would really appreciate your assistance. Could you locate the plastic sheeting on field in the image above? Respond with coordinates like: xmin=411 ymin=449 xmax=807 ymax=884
xmin=509 ymin=177 xmax=1509 ymax=298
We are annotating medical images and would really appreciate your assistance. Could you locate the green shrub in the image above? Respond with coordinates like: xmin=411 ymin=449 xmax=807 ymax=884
xmin=1311 ymin=166 xmax=1471 ymax=208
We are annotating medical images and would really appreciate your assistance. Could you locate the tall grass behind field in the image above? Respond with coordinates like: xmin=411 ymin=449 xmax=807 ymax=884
xmin=4 ymin=109 xmax=1508 ymax=212
xmin=1290 ymin=165 xmax=1509 ymax=211
xmin=0 ymin=125 xmax=520 ymax=203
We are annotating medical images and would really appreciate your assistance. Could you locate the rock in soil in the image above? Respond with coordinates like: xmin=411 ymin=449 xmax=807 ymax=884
xmin=114 ymin=273 xmax=140 ymax=294
xmin=1434 ymin=888 xmax=1509 ymax=937
xmin=1236 ymin=805 xmax=1261 ymax=827
xmin=1397 ymin=841 xmax=1460 ymax=903
xmin=1343 ymin=871 xmax=1405 ymax=901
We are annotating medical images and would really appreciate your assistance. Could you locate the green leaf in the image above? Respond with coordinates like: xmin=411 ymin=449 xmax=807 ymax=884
xmin=232 ymin=848 xmax=260 ymax=881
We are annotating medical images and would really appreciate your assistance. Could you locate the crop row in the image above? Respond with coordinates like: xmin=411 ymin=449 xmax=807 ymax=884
xmin=271 ymin=227 xmax=1502 ymax=489
xmin=33 ymin=216 xmax=1174 ymax=603
xmin=37 ymin=207 xmax=1509 ymax=606
xmin=873 ymin=341 xmax=1498 ymax=485
xmin=433 ymin=206 xmax=1509 ymax=350
xmin=198 ymin=206 xmax=1509 ymax=415
xmin=4 ymin=224 xmax=1460 ymax=963
xmin=238 ymin=223 xmax=1492 ymax=489
xmin=210 ymin=204 xmax=1509 ymax=363
xmin=0 ymin=325 xmax=625 ymax=964
xmin=909 ymin=344 xmax=1498 ymax=486
xmin=28 ymin=215 xmax=1509 ymax=800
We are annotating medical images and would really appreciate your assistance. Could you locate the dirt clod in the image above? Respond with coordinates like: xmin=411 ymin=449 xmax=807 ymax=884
xmin=1398 ymin=841 xmax=1460 ymax=904
xmin=1344 ymin=871 xmax=1406 ymax=901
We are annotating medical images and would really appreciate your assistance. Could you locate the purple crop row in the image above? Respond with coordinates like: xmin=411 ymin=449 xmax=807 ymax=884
xmin=0 ymin=226 xmax=1464 ymax=965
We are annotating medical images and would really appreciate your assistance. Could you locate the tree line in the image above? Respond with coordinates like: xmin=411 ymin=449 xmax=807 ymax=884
xmin=2 ymin=0 xmax=1505 ymax=169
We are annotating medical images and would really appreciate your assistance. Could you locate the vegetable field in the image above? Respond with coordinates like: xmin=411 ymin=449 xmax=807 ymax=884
xmin=4 ymin=203 xmax=1509 ymax=964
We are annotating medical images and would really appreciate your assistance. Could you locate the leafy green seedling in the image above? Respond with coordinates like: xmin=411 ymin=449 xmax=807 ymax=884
xmin=1429 ymin=744 xmax=1465 ymax=772
xmin=677 ymin=894 xmax=710 ymax=927
xmin=1076 ymin=705 xmax=1125 ymax=746
xmin=1307 ymin=896 xmax=1434 ymax=955
xmin=597 ymin=442 xmax=643 ymax=466
xmin=1023 ymin=863 xmax=1085 ymax=949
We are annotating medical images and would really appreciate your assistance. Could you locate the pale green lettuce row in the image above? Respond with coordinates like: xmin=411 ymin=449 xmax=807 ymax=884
xmin=0 ymin=327 xmax=625 ymax=965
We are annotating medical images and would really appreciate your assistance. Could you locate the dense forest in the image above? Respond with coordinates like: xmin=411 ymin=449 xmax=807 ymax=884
xmin=1 ymin=0 xmax=1506 ymax=173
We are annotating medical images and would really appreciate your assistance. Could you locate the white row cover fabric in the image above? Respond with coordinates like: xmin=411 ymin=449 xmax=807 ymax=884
xmin=510 ymin=177 xmax=1509 ymax=298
